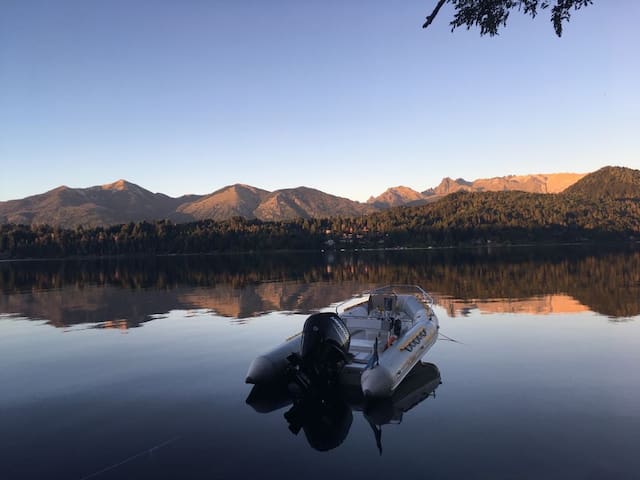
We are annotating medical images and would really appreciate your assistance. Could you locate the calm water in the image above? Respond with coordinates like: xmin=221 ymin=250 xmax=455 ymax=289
xmin=1 ymin=246 xmax=639 ymax=479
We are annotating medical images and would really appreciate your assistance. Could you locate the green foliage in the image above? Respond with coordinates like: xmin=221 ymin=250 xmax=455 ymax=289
xmin=423 ymin=0 xmax=594 ymax=37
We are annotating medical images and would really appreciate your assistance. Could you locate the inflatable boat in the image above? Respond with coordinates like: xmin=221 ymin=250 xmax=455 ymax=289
xmin=245 ymin=285 xmax=439 ymax=397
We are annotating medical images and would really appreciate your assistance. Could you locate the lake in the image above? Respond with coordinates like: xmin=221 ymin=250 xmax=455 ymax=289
xmin=1 ymin=246 xmax=639 ymax=479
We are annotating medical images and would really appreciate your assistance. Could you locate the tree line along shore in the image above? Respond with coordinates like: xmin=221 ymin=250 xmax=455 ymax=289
xmin=2 ymin=189 xmax=639 ymax=259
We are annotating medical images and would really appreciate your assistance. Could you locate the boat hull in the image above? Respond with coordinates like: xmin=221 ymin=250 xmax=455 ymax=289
xmin=245 ymin=334 xmax=301 ymax=384
xmin=361 ymin=319 xmax=438 ymax=397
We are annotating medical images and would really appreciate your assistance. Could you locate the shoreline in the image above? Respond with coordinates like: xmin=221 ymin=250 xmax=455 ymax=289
xmin=1 ymin=240 xmax=638 ymax=263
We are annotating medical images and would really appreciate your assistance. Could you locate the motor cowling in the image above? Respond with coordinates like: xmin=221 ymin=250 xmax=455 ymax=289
xmin=288 ymin=312 xmax=351 ymax=390
xmin=301 ymin=312 xmax=350 ymax=363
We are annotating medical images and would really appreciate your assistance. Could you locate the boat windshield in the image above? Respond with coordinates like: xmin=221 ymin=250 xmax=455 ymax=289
xmin=335 ymin=285 xmax=433 ymax=316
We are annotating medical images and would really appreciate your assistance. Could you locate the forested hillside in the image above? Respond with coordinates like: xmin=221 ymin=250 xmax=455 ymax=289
xmin=1 ymin=167 xmax=638 ymax=259
xmin=563 ymin=166 xmax=640 ymax=200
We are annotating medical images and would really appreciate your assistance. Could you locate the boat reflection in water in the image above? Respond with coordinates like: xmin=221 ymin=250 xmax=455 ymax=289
xmin=246 ymin=362 xmax=441 ymax=454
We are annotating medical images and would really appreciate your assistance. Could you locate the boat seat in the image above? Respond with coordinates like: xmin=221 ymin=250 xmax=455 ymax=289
xmin=350 ymin=338 xmax=374 ymax=351
xmin=351 ymin=351 xmax=371 ymax=364
xmin=345 ymin=316 xmax=383 ymax=331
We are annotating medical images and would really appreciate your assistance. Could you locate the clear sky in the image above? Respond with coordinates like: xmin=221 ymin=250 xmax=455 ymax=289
xmin=1 ymin=0 xmax=638 ymax=202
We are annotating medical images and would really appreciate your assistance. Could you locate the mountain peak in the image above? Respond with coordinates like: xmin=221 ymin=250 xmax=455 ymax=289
xmin=368 ymin=186 xmax=426 ymax=208
xmin=424 ymin=173 xmax=586 ymax=197
xmin=99 ymin=180 xmax=156 ymax=199
xmin=101 ymin=178 xmax=132 ymax=190
xmin=428 ymin=177 xmax=473 ymax=196
xmin=101 ymin=179 xmax=136 ymax=191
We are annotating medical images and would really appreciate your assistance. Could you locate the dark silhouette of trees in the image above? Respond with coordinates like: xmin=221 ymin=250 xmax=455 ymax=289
xmin=423 ymin=0 xmax=593 ymax=37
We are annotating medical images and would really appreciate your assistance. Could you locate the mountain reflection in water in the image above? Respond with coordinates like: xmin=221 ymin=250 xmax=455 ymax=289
xmin=1 ymin=245 xmax=639 ymax=327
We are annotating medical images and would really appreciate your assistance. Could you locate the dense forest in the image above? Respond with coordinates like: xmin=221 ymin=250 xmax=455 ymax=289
xmin=1 ymin=187 xmax=639 ymax=259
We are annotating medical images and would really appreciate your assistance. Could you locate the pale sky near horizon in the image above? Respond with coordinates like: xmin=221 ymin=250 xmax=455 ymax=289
xmin=1 ymin=1 xmax=638 ymax=202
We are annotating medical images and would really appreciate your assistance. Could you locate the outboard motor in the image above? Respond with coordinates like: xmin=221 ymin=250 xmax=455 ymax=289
xmin=287 ymin=312 xmax=350 ymax=393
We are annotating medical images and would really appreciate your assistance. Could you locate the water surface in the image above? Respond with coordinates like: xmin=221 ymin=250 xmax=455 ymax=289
xmin=1 ymin=246 xmax=639 ymax=479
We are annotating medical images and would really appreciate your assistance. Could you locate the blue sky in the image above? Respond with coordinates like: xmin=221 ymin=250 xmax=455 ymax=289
xmin=1 ymin=0 xmax=638 ymax=202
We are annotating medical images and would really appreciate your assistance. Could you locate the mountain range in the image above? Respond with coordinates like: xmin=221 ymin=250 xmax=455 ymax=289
xmin=0 ymin=171 xmax=598 ymax=228
xmin=367 ymin=172 xmax=586 ymax=208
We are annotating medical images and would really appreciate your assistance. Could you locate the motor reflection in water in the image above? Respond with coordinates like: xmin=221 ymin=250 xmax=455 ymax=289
xmin=246 ymin=362 xmax=442 ymax=454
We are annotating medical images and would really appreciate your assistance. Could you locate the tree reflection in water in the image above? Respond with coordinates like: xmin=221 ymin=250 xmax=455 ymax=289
xmin=1 ymin=245 xmax=638 ymax=327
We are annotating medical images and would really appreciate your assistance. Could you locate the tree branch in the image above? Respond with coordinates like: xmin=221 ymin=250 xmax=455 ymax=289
xmin=423 ymin=0 xmax=448 ymax=29
xmin=421 ymin=0 xmax=593 ymax=36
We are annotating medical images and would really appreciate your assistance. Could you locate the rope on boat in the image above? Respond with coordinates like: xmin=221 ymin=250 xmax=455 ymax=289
xmin=78 ymin=436 xmax=181 ymax=480
xmin=438 ymin=332 xmax=465 ymax=344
